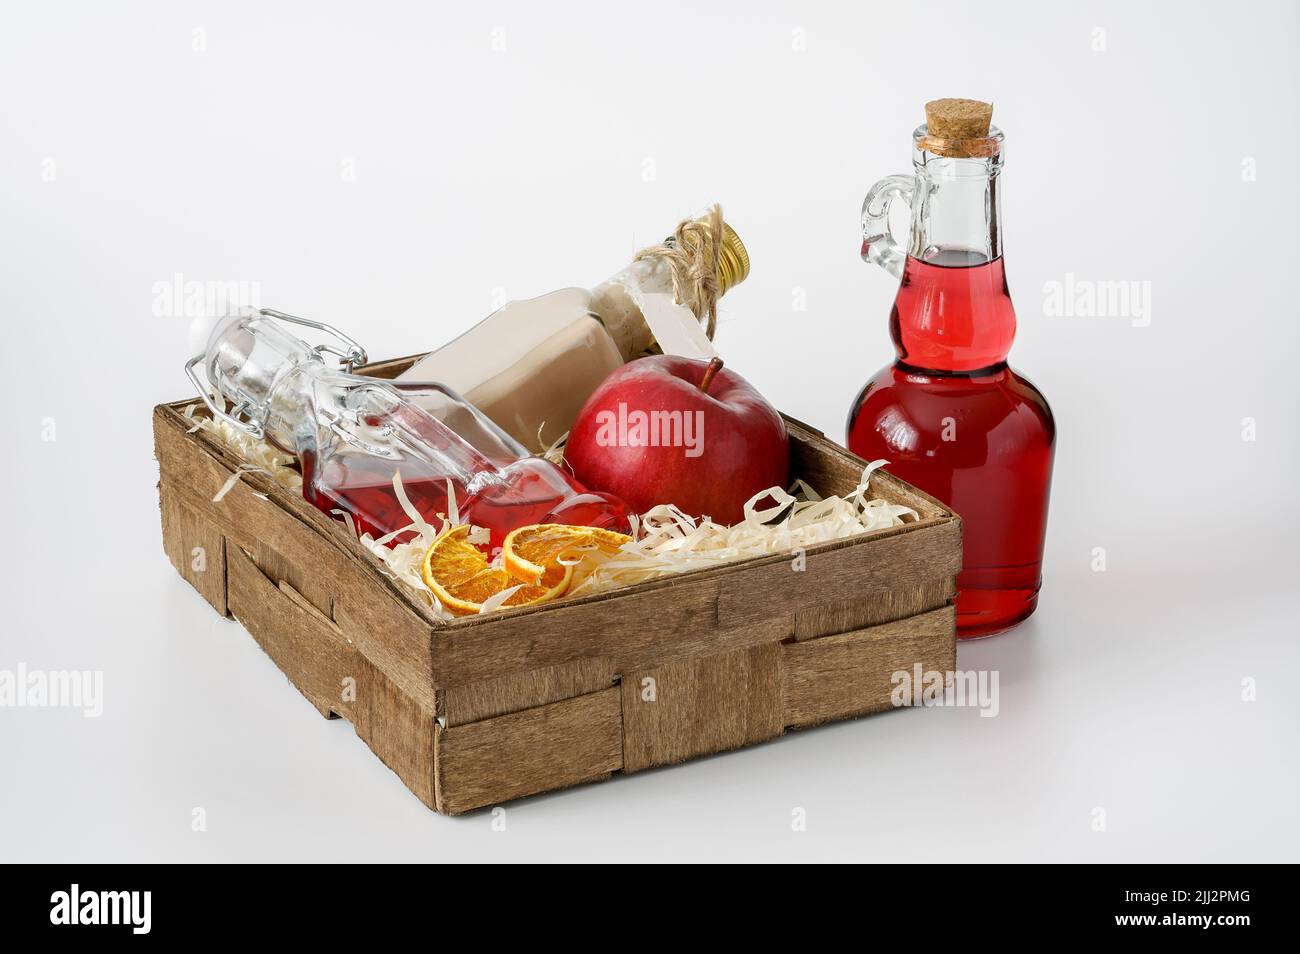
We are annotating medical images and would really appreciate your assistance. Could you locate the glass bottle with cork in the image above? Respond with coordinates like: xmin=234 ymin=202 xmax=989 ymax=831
xmin=398 ymin=206 xmax=750 ymax=452
xmin=847 ymin=99 xmax=1056 ymax=638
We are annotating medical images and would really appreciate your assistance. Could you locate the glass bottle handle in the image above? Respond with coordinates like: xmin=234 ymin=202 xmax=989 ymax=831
xmin=860 ymin=174 xmax=915 ymax=280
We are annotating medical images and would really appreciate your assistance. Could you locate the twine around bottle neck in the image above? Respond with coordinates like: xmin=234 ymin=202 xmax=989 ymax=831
xmin=632 ymin=204 xmax=748 ymax=341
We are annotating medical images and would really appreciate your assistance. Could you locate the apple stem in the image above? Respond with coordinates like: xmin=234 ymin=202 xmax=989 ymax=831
xmin=698 ymin=357 xmax=724 ymax=394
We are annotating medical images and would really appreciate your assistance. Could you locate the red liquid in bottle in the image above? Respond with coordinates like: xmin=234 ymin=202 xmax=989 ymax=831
xmin=848 ymin=252 xmax=1055 ymax=638
xmin=461 ymin=460 xmax=630 ymax=551
xmin=303 ymin=450 xmax=628 ymax=551
xmin=302 ymin=450 xmax=468 ymax=543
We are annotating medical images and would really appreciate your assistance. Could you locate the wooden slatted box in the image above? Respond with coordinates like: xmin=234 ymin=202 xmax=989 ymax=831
xmin=154 ymin=354 xmax=961 ymax=814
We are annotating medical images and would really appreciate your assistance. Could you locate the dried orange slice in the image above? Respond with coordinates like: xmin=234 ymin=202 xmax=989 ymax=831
xmin=421 ymin=525 xmax=570 ymax=616
xmin=502 ymin=524 xmax=633 ymax=586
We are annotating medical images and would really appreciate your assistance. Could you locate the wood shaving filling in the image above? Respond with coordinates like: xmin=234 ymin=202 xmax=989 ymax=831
xmin=569 ymin=464 xmax=916 ymax=597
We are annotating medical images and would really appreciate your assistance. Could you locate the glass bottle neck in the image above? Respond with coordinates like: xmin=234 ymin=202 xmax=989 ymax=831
xmin=908 ymin=148 xmax=1002 ymax=266
xmin=590 ymin=215 xmax=749 ymax=360
xmin=201 ymin=312 xmax=516 ymax=470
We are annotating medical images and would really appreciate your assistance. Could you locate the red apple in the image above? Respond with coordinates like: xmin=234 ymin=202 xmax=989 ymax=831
xmin=565 ymin=355 xmax=789 ymax=525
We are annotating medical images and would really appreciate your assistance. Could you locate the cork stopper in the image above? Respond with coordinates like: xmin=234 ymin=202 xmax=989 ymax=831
xmin=920 ymin=98 xmax=998 ymax=158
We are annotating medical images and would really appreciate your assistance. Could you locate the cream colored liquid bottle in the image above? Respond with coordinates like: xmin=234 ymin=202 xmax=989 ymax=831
xmin=398 ymin=208 xmax=749 ymax=452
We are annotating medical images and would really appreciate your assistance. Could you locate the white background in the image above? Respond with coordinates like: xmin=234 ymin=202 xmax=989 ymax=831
xmin=1 ymin=0 xmax=1297 ymax=862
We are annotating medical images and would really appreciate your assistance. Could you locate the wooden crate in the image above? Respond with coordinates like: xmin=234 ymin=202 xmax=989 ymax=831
xmin=154 ymin=354 xmax=961 ymax=814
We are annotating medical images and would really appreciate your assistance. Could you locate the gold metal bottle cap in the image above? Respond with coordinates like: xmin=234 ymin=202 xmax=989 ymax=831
xmin=715 ymin=222 xmax=750 ymax=295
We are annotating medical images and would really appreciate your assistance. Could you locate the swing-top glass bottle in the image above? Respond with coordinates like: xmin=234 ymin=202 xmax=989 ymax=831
xmin=187 ymin=309 xmax=630 ymax=549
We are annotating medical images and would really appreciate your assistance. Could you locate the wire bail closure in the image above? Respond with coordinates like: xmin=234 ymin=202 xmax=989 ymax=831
xmin=184 ymin=308 xmax=371 ymax=440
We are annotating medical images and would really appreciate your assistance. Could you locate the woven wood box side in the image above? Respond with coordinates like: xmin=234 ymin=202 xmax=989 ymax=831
xmin=155 ymin=353 xmax=961 ymax=814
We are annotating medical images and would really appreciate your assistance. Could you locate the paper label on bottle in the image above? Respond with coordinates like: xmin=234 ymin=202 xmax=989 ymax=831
xmin=635 ymin=291 xmax=718 ymax=360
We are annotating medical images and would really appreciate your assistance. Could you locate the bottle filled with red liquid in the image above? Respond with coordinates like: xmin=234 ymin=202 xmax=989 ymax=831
xmin=188 ymin=309 xmax=629 ymax=550
xmin=846 ymin=101 xmax=1055 ymax=638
